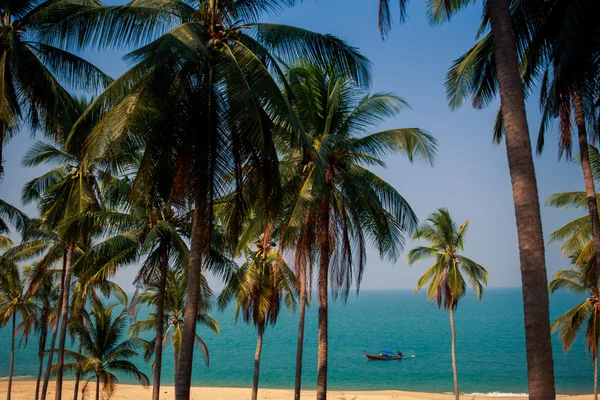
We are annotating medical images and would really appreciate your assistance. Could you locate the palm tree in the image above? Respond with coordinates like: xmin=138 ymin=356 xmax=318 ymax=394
xmin=129 ymin=267 xmax=219 ymax=384
xmin=376 ymin=1 xmax=557 ymax=396
xmin=530 ymin=0 xmax=600 ymax=297
xmin=75 ymin=174 xmax=190 ymax=400
xmin=218 ymin=237 xmax=297 ymax=400
xmin=550 ymin=257 xmax=599 ymax=400
xmin=0 ymin=260 xmax=40 ymax=400
xmin=63 ymin=300 xmax=150 ymax=400
xmin=0 ymin=0 xmax=111 ymax=178
xmin=407 ymin=208 xmax=488 ymax=400
xmin=43 ymin=3 xmax=373 ymax=396
xmin=20 ymin=95 xmax=110 ymax=397
xmin=280 ymin=62 xmax=437 ymax=400
xmin=68 ymin=278 xmax=128 ymax=400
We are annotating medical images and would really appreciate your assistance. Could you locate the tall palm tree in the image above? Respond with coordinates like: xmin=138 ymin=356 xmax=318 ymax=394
xmin=75 ymin=174 xmax=190 ymax=400
xmin=0 ymin=0 xmax=111 ymax=178
xmin=376 ymin=1 xmax=556 ymax=396
xmin=281 ymin=63 xmax=436 ymax=400
xmin=63 ymin=300 xmax=150 ymax=400
xmin=531 ymin=0 xmax=600 ymax=296
xmin=550 ymin=257 xmax=599 ymax=400
xmin=130 ymin=267 xmax=219 ymax=384
xmin=218 ymin=237 xmax=297 ymax=400
xmin=407 ymin=208 xmax=488 ymax=400
xmin=0 ymin=260 xmax=40 ymax=400
xmin=43 ymin=3 xmax=372 ymax=396
xmin=21 ymin=130 xmax=106 ymax=398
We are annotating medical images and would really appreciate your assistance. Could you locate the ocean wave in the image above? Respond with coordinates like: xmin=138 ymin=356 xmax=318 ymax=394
xmin=463 ymin=393 xmax=529 ymax=397
xmin=0 ymin=375 xmax=35 ymax=381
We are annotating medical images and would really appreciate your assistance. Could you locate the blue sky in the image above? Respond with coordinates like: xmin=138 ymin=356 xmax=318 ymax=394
xmin=0 ymin=0 xmax=584 ymax=291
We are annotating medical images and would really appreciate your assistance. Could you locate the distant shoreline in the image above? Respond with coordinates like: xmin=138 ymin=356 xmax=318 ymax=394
xmin=0 ymin=380 xmax=592 ymax=399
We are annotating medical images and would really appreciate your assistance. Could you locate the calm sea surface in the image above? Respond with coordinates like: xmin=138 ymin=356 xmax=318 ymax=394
xmin=0 ymin=288 xmax=592 ymax=395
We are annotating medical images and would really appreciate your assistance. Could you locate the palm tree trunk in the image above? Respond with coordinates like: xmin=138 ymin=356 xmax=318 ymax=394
xmin=594 ymin=352 xmax=598 ymax=400
xmin=7 ymin=312 xmax=16 ymax=400
xmin=487 ymin=0 xmax=555 ymax=398
xmin=252 ymin=324 xmax=265 ymax=400
xmin=35 ymin=317 xmax=48 ymax=400
xmin=174 ymin=349 xmax=179 ymax=387
xmin=152 ymin=246 xmax=169 ymax=400
xmin=175 ymin=199 xmax=208 ymax=400
xmin=41 ymin=313 xmax=60 ymax=400
xmin=95 ymin=375 xmax=100 ymax=400
xmin=317 ymin=207 xmax=330 ymax=400
xmin=573 ymin=89 xmax=600 ymax=290
xmin=449 ymin=307 xmax=459 ymax=400
xmin=55 ymin=243 xmax=75 ymax=400
xmin=73 ymin=341 xmax=83 ymax=400
xmin=294 ymin=263 xmax=307 ymax=400
xmin=41 ymin=262 xmax=65 ymax=400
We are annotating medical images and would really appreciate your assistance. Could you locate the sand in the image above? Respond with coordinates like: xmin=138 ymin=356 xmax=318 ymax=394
xmin=0 ymin=380 xmax=592 ymax=400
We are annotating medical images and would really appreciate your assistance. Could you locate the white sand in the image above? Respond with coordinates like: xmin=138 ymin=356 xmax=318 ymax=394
xmin=0 ymin=381 xmax=591 ymax=400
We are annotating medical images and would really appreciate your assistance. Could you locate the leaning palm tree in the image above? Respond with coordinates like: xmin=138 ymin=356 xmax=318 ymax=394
xmin=63 ymin=300 xmax=150 ymax=400
xmin=0 ymin=0 xmax=111 ymax=177
xmin=407 ymin=208 xmax=488 ymax=400
xmin=0 ymin=259 xmax=40 ymax=400
xmin=218 ymin=237 xmax=297 ymax=400
xmin=376 ymin=0 xmax=556 ymax=396
xmin=550 ymin=256 xmax=600 ymax=400
xmin=44 ymin=3 xmax=372 ymax=396
xmin=129 ymin=267 xmax=219 ymax=383
xmin=280 ymin=62 xmax=436 ymax=400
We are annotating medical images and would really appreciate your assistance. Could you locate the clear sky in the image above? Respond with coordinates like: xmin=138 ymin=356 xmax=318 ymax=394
xmin=0 ymin=0 xmax=584 ymax=292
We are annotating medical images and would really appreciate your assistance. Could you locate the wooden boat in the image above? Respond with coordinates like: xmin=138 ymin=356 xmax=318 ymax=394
xmin=364 ymin=350 xmax=403 ymax=360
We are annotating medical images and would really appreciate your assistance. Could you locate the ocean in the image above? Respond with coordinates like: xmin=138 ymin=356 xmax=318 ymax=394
xmin=0 ymin=288 xmax=592 ymax=395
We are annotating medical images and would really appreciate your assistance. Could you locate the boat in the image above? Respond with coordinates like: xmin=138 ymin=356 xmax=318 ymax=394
xmin=363 ymin=349 xmax=403 ymax=360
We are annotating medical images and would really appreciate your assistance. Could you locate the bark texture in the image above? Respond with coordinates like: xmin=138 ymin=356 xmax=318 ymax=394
xmin=488 ymin=0 xmax=556 ymax=398
xmin=252 ymin=325 xmax=265 ymax=400
xmin=294 ymin=264 xmax=307 ymax=400
xmin=55 ymin=243 xmax=75 ymax=400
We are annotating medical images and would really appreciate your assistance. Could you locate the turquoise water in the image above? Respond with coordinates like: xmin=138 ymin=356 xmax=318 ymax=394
xmin=0 ymin=289 xmax=592 ymax=394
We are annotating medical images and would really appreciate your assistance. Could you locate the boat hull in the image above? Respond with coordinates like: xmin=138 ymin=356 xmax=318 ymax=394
xmin=364 ymin=353 xmax=403 ymax=360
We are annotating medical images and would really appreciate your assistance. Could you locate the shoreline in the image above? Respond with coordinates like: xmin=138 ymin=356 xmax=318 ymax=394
xmin=0 ymin=381 xmax=593 ymax=400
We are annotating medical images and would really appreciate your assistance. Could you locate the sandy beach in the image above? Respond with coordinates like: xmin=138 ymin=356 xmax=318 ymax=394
xmin=0 ymin=381 xmax=592 ymax=400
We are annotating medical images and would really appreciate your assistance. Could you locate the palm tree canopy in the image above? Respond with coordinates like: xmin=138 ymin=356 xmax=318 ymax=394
xmin=0 ymin=0 xmax=112 ymax=176
xmin=280 ymin=62 xmax=437 ymax=300
xmin=407 ymin=208 xmax=488 ymax=310
xmin=218 ymin=237 xmax=297 ymax=328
